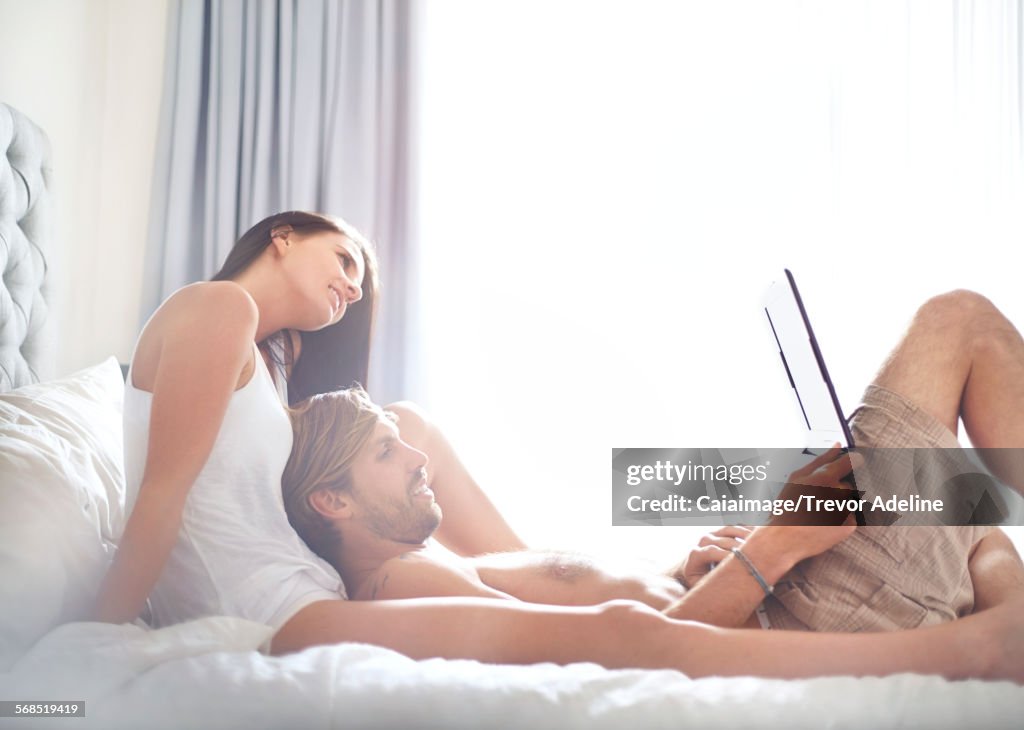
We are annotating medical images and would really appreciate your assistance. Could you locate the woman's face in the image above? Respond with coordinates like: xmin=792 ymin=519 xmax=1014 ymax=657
xmin=283 ymin=230 xmax=366 ymax=330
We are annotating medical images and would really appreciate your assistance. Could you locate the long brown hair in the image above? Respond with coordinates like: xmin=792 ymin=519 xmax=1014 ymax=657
xmin=212 ymin=211 xmax=380 ymax=404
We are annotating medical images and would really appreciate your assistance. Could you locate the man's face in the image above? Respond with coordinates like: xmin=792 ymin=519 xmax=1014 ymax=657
xmin=346 ymin=416 xmax=442 ymax=544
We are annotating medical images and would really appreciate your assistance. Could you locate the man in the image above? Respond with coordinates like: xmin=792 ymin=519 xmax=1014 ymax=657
xmin=280 ymin=291 xmax=1024 ymax=632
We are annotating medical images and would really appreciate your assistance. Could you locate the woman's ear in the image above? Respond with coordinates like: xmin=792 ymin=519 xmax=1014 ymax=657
xmin=309 ymin=489 xmax=353 ymax=520
xmin=269 ymin=225 xmax=295 ymax=257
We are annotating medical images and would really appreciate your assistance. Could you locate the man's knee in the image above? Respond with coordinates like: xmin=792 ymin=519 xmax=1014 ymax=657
xmin=917 ymin=289 xmax=996 ymax=327
xmin=918 ymin=290 xmax=1019 ymax=357
xmin=385 ymin=400 xmax=434 ymax=445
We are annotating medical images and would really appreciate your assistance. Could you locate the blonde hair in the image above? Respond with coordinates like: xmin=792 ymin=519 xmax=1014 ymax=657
xmin=282 ymin=385 xmax=394 ymax=564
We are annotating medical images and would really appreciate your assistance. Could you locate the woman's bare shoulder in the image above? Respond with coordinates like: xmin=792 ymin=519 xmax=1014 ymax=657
xmin=146 ymin=282 xmax=258 ymax=340
xmin=132 ymin=282 xmax=259 ymax=391
xmin=160 ymin=281 xmax=257 ymax=317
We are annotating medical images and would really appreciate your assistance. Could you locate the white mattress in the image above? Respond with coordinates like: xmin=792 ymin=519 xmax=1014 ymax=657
xmin=1 ymin=616 xmax=1022 ymax=730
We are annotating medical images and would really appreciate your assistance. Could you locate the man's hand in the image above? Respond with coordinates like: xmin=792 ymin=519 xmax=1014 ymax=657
xmin=673 ymin=525 xmax=753 ymax=589
xmin=773 ymin=443 xmax=863 ymax=518
xmin=672 ymin=446 xmax=862 ymax=591
xmin=759 ymin=443 xmax=862 ymax=564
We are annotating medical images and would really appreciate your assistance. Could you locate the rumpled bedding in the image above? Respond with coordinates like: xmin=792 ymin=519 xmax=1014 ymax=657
xmin=1 ymin=617 xmax=1022 ymax=730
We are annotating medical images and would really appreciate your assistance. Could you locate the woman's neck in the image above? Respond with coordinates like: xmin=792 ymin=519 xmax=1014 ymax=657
xmin=230 ymin=260 xmax=291 ymax=342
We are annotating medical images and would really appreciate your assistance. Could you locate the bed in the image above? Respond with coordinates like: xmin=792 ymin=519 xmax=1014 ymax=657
xmin=1 ymin=101 xmax=1022 ymax=729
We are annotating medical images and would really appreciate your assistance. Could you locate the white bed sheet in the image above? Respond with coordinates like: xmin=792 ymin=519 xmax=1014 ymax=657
xmin=1 ymin=616 xmax=1022 ymax=730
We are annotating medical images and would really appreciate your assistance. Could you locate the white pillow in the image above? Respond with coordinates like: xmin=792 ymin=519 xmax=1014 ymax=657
xmin=0 ymin=357 xmax=125 ymax=669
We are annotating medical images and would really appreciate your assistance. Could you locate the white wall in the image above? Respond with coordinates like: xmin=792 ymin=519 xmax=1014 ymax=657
xmin=0 ymin=0 xmax=168 ymax=375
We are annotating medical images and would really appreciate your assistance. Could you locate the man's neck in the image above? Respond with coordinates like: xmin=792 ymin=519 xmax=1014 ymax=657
xmin=333 ymin=530 xmax=427 ymax=596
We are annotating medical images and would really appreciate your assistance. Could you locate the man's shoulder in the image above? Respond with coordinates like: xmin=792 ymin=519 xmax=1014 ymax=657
xmin=352 ymin=550 xmax=439 ymax=600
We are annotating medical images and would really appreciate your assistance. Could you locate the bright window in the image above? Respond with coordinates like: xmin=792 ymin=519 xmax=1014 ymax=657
xmin=418 ymin=1 xmax=1024 ymax=556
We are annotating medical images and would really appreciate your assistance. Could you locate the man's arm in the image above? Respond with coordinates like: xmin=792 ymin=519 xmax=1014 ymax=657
xmin=359 ymin=548 xmax=686 ymax=610
xmin=662 ymin=527 xmax=803 ymax=626
xmin=969 ymin=528 xmax=1024 ymax=613
xmin=661 ymin=520 xmax=861 ymax=627
xmin=470 ymin=550 xmax=686 ymax=608
xmin=662 ymin=446 xmax=863 ymax=627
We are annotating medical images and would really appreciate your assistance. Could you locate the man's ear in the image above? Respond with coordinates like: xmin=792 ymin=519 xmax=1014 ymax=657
xmin=309 ymin=489 xmax=353 ymax=520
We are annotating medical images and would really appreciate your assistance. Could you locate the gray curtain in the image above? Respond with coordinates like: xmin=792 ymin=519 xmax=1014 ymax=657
xmin=143 ymin=0 xmax=419 ymax=403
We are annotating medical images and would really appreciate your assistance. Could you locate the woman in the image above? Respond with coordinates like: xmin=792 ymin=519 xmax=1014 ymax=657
xmin=94 ymin=211 xmax=524 ymax=632
xmin=93 ymin=212 xmax=1024 ymax=682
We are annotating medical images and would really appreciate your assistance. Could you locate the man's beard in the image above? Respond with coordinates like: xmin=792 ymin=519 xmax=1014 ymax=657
xmin=359 ymin=491 xmax=442 ymax=544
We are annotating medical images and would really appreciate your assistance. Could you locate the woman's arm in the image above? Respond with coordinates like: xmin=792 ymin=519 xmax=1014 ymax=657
xmin=92 ymin=284 xmax=259 ymax=624
xmin=386 ymin=401 xmax=527 ymax=556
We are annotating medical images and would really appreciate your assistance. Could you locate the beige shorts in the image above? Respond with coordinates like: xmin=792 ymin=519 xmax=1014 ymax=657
xmin=762 ymin=384 xmax=995 ymax=632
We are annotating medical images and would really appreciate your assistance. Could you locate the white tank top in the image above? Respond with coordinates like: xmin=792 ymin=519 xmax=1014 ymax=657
xmin=123 ymin=340 xmax=346 ymax=630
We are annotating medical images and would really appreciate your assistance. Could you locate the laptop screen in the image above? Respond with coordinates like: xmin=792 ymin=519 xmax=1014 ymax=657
xmin=763 ymin=270 xmax=854 ymax=451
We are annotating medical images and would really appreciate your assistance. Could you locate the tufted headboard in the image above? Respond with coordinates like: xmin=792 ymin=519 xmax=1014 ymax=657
xmin=0 ymin=102 xmax=55 ymax=391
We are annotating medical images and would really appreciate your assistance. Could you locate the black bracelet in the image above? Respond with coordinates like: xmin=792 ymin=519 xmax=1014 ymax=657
xmin=731 ymin=547 xmax=774 ymax=597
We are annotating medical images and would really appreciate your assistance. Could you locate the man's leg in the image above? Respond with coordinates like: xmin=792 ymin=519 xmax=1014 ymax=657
xmin=969 ymin=528 xmax=1024 ymax=613
xmin=870 ymin=289 xmax=1024 ymax=488
xmin=761 ymin=290 xmax=1024 ymax=633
